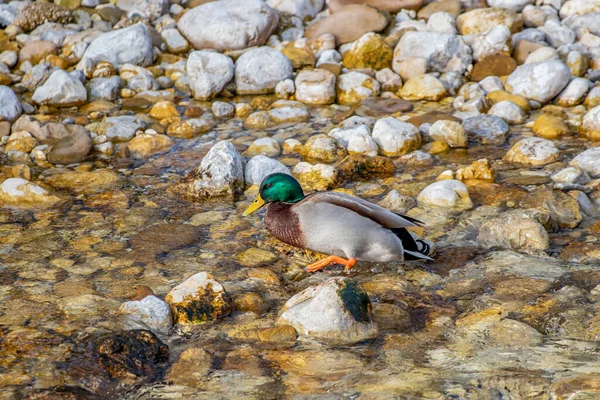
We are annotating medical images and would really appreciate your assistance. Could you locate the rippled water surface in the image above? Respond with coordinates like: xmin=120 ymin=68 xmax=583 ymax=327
xmin=2 ymin=101 xmax=600 ymax=399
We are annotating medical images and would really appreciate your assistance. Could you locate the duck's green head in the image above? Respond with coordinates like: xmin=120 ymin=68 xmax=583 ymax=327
xmin=242 ymin=173 xmax=304 ymax=216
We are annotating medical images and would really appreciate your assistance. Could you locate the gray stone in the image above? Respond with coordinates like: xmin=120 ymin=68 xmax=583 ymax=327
xmin=105 ymin=116 xmax=146 ymax=143
xmin=244 ymin=155 xmax=290 ymax=186
xmin=32 ymin=70 xmax=87 ymax=107
xmin=88 ymin=76 xmax=122 ymax=101
xmin=119 ymin=295 xmax=173 ymax=335
xmin=0 ymin=86 xmax=22 ymax=122
xmin=186 ymin=51 xmax=234 ymax=101
xmin=462 ymin=114 xmax=510 ymax=145
xmin=235 ymin=47 xmax=293 ymax=95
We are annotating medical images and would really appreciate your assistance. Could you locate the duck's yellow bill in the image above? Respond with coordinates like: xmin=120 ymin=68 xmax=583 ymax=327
xmin=242 ymin=194 xmax=266 ymax=216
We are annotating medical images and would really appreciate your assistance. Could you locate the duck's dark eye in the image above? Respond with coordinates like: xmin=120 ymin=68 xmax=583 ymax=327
xmin=265 ymin=183 xmax=273 ymax=189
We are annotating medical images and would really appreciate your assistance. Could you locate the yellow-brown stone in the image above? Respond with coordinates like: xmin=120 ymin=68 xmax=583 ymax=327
xmin=532 ymin=114 xmax=570 ymax=139
xmin=342 ymin=33 xmax=392 ymax=71
xmin=486 ymin=90 xmax=530 ymax=111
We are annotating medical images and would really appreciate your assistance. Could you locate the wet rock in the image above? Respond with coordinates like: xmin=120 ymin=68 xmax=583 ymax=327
xmin=100 ymin=116 xmax=146 ymax=143
xmin=417 ymin=180 xmax=473 ymax=209
xmin=471 ymin=55 xmax=517 ymax=82
xmin=277 ymin=277 xmax=377 ymax=344
xmin=14 ymin=2 xmax=72 ymax=32
xmin=245 ymin=155 xmax=290 ymax=186
xmin=246 ymin=137 xmax=281 ymax=157
xmin=342 ymin=32 xmax=392 ymax=70
xmin=533 ymin=113 xmax=570 ymax=139
xmin=0 ymin=178 xmax=63 ymax=208
xmin=78 ymin=24 xmax=154 ymax=76
xmin=258 ymin=325 xmax=297 ymax=342
xmin=32 ymin=70 xmax=87 ymax=107
xmin=478 ymin=210 xmax=550 ymax=251
xmin=505 ymin=60 xmax=571 ymax=103
xmin=294 ymin=68 xmax=336 ymax=105
xmin=0 ymin=86 xmax=21 ymax=122
xmin=523 ymin=188 xmax=582 ymax=229
xmin=379 ymin=189 xmax=416 ymax=214
xmin=429 ymin=120 xmax=468 ymax=148
xmin=357 ymin=97 xmax=413 ymax=117
xmin=337 ymin=154 xmax=394 ymax=180
xmin=233 ymin=292 xmax=267 ymax=314
xmin=165 ymin=272 xmax=232 ymax=324
xmin=127 ymin=133 xmax=173 ymax=157
xmin=292 ymin=162 xmax=341 ymax=191
xmin=456 ymin=7 xmax=522 ymax=35
xmin=393 ymin=31 xmax=472 ymax=75
xmin=212 ymin=102 xmax=235 ymax=119
xmin=456 ymin=159 xmax=494 ymax=182
xmin=336 ymin=71 xmax=380 ymax=105
xmin=305 ymin=4 xmax=388 ymax=44
xmin=303 ymin=134 xmax=347 ymax=163
xmin=178 ymin=0 xmax=278 ymax=51
xmin=400 ymin=74 xmax=447 ymax=101
xmin=166 ymin=348 xmax=213 ymax=386
xmin=187 ymin=51 xmax=234 ymax=101
xmin=266 ymin=0 xmax=324 ymax=19
xmin=97 ymin=329 xmax=169 ymax=381
xmin=235 ymin=47 xmax=293 ymax=95
xmin=116 ymin=0 xmax=167 ymax=20
xmin=244 ymin=101 xmax=309 ymax=129
xmin=551 ymin=374 xmax=600 ymax=400
xmin=149 ymin=101 xmax=179 ymax=120
xmin=570 ymin=147 xmax=600 ymax=178
xmin=170 ymin=141 xmax=244 ymax=200
xmin=372 ymin=117 xmax=421 ymax=156
xmin=119 ymin=295 xmax=173 ymax=334
xmin=167 ymin=117 xmax=216 ymax=139
xmin=130 ymin=222 xmax=202 ymax=259
xmin=488 ymin=100 xmax=526 ymax=124
xmin=504 ymin=137 xmax=559 ymax=166
xmin=45 ymin=170 xmax=120 ymax=194
xmin=579 ymin=105 xmax=600 ymax=140
xmin=462 ymin=114 xmax=510 ymax=145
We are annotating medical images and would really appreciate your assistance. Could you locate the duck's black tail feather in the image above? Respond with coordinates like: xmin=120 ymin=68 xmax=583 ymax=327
xmin=391 ymin=227 xmax=433 ymax=261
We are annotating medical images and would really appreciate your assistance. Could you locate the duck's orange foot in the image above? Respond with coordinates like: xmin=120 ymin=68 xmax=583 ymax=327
xmin=306 ymin=256 xmax=357 ymax=273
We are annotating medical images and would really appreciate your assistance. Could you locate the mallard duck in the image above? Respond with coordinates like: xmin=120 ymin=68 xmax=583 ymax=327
xmin=242 ymin=173 xmax=433 ymax=272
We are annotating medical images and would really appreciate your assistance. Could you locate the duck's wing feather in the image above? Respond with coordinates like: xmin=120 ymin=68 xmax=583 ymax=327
xmin=301 ymin=192 xmax=422 ymax=228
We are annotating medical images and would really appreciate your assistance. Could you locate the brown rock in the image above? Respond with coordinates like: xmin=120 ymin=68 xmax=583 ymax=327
xmin=513 ymin=40 xmax=545 ymax=65
xmin=183 ymin=105 xmax=205 ymax=118
xmin=551 ymin=374 xmax=600 ymax=400
xmin=357 ymin=97 xmax=413 ymax=117
xmin=45 ymin=170 xmax=119 ymax=194
xmin=132 ymin=286 xmax=155 ymax=301
xmin=328 ymin=0 xmax=424 ymax=12
xmin=258 ymin=325 xmax=297 ymax=342
xmin=19 ymin=40 xmax=57 ymax=66
xmin=166 ymin=348 xmax=213 ymax=386
xmin=532 ymin=114 xmax=570 ymax=139
xmin=337 ymin=154 xmax=395 ymax=180
xmin=234 ymin=292 xmax=267 ymax=314
xmin=281 ymin=44 xmax=316 ymax=69
xmin=14 ymin=2 xmax=72 ymax=32
xmin=407 ymin=111 xmax=461 ymax=127
xmin=305 ymin=5 xmax=388 ymax=45
xmin=486 ymin=90 xmax=530 ymax=111
xmin=456 ymin=159 xmax=495 ymax=182
xmin=130 ymin=223 xmax=202 ymax=257
xmin=471 ymin=55 xmax=517 ymax=82
xmin=417 ymin=0 xmax=461 ymax=20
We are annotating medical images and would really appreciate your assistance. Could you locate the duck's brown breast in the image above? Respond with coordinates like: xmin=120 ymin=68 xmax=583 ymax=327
xmin=265 ymin=202 xmax=305 ymax=249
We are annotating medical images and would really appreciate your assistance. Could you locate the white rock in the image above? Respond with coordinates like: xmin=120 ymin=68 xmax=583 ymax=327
xmin=212 ymin=101 xmax=235 ymax=118
xmin=187 ymin=51 xmax=234 ymax=101
xmin=339 ymin=116 xmax=375 ymax=129
xmin=295 ymin=68 xmax=336 ymax=105
xmin=478 ymin=210 xmax=550 ymax=251
xmin=347 ymin=135 xmax=379 ymax=157
xmin=393 ymin=31 xmax=473 ymax=75
xmin=104 ymin=116 xmax=146 ymax=143
xmin=276 ymin=79 xmax=295 ymax=99
xmin=0 ymin=51 xmax=17 ymax=68
xmin=524 ymin=47 xmax=559 ymax=64
xmin=32 ymin=70 xmax=87 ymax=107
xmin=417 ymin=180 xmax=473 ymax=209
xmin=177 ymin=0 xmax=279 ymax=51
xmin=0 ymin=4 xmax=17 ymax=27
xmin=336 ymin=71 xmax=380 ymax=105
xmin=372 ymin=117 xmax=421 ymax=156
xmin=554 ymin=77 xmax=590 ymax=106
xmin=560 ymin=0 xmax=600 ymax=19
xmin=375 ymin=68 xmax=402 ymax=92
xmin=563 ymin=12 xmax=600 ymax=36
xmin=88 ymin=76 xmax=121 ymax=101
xmin=244 ymin=155 xmax=290 ymax=186
xmin=292 ymin=161 xmax=338 ymax=190
xmin=379 ymin=190 xmax=416 ymax=215
xmin=328 ymin=124 xmax=372 ymax=147
xmin=470 ymin=25 xmax=512 ymax=63
xmin=173 ymin=141 xmax=244 ymax=199
xmin=427 ymin=12 xmax=457 ymax=35
xmin=429 ymin=120 xmax=468 ymax=148
xmin=394 ymin=56 xmax=428 ymax=82
xmin=0 ymin=86 xmax=22 ymax=122
xmin=505 ymin=60 xmax=571 ymax=102
xmin=488 ymin=100 xmax=526 ymax=124
xmin=119 ymin=295 xmax=173 ymax=334
xmin=479 ymin=77 xmax=504 ymax=94
xmin=462 ymin=114 xmax=510 ymax=144
xmin=277 ymin=277 xmax=378 ymax=344
xmin=504 ymin=137 xmax=560 ymax=166
xmin=487 ymin=0 xmax=535 ymax=12
xmin=522 ymin=4 xmax=559 ymax=28
xmin=316 ymin=49 xmax=342 ymax=66
xmin=539 ymin=19 xmax=575 ymax=48
xmin=235 ymin=47 xmax=293 ymax=95
xmin=116 ymin=0 xmax=168 ymax=20
xmin=579 ymin=105 xmax=600 ymax=140
xmin=161 ymin=28 xmax=189 ymax=54
xmin=246 ymin=137 xmax=281 ymax=157
xmin=551 ymin=167 xmax=585 ymax=184
xmin=570 ymin=147 xmax=600 ymax=178
xmin=77 ymin=24 xmax=154 ymax=75
xmin=266 ymin=0 xmax=324 ymax=19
